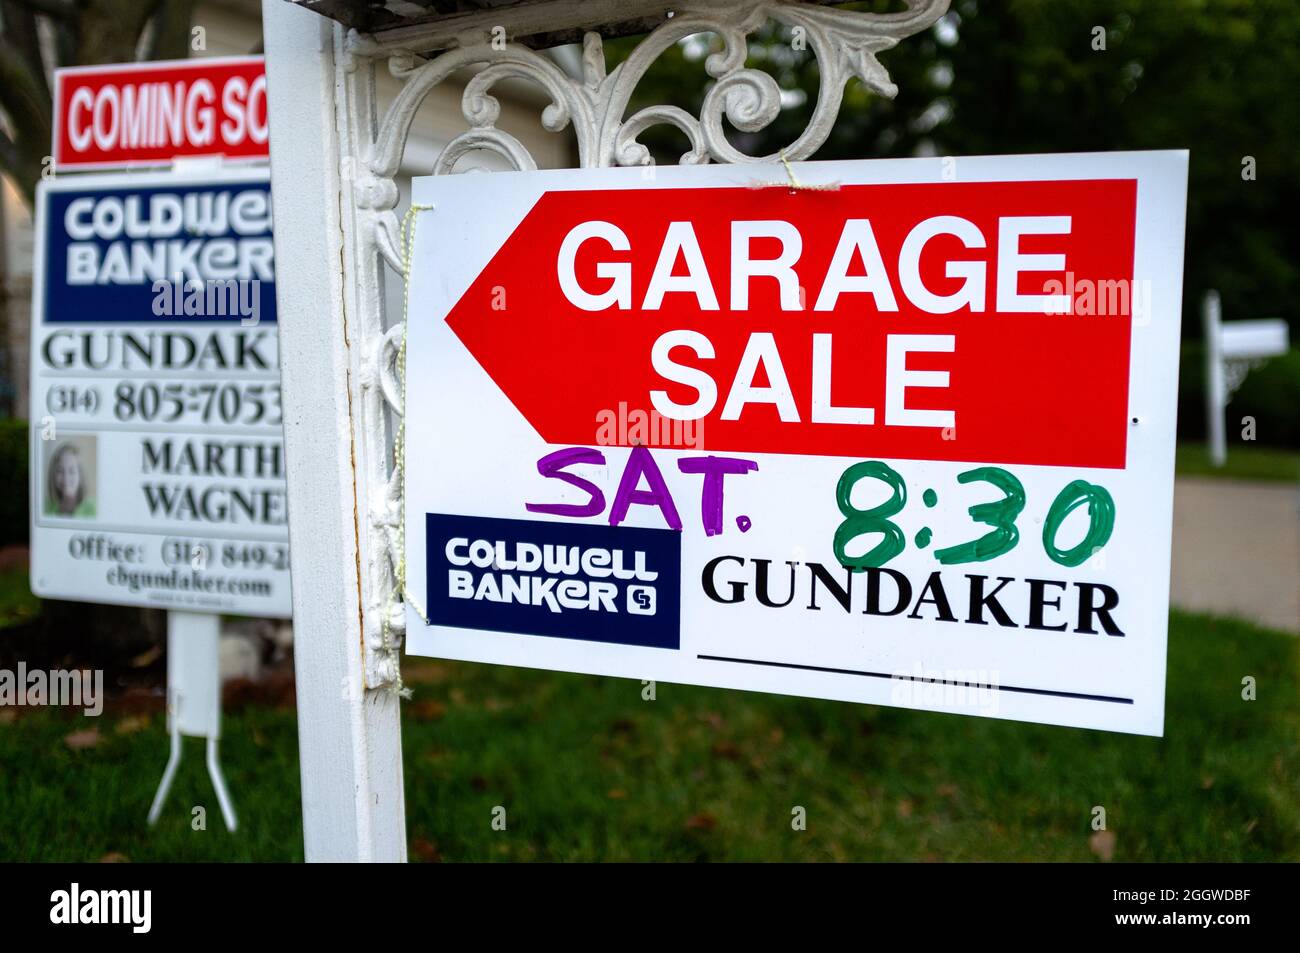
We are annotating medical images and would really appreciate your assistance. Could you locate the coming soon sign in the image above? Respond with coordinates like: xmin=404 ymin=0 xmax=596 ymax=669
xmin=54 ymin=57 xmax=269 ymax=170
xmin=403 ymin=152 xmax=1188 ymax=735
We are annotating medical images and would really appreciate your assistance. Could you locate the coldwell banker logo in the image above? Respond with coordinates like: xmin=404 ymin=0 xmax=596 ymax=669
xmin=426 ymin=513 xmax=681 ymax=649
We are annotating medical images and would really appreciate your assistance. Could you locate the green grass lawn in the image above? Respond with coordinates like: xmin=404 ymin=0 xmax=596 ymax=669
xmin=1176 ymin=442 xmax=1300 ymax=482
xmin=0 ymin=566 xmax=41 ymax=629
xmin=1 ymin=610 xmax=1296 ymax=861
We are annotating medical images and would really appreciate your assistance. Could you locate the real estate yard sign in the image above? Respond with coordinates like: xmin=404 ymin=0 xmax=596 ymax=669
xmin=404 ymin=152 xmax=1188 ymax=736
xmin=29 ymin=168 xmax=289 ymax=617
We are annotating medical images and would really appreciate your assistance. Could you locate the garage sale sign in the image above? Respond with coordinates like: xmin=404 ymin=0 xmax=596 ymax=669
xmin=29 ymin=168 xmax=290 ymax=617
xmin=404 ymin=151 xmax=1187 ymax=735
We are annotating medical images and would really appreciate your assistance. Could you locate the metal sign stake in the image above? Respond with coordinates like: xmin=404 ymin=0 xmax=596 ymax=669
xmin=147 ymin=610 xmax=238 ymax=832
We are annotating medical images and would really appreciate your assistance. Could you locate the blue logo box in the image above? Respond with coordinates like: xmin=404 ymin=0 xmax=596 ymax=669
xmin=44 ymin=181 xmax=276 ymax=324
xmin=425 ymin=513 xmax=681 ymax=649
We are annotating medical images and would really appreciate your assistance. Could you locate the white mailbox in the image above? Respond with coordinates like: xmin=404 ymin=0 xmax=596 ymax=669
xmin=1203 ymin=290 xmax=1290 ymax=466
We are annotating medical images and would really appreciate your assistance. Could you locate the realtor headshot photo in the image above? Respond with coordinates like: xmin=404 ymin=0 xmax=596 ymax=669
xmin=42 ymin=436 xmax=97 ymax=519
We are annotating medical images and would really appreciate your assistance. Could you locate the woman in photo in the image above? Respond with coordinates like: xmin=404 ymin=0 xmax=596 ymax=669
xmin=45 ymin=442 xmax=95 ymax=517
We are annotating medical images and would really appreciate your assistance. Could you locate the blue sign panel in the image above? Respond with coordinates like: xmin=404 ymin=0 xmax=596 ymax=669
xmin=43 ymin=181 xmax=275 ymax=323
xmin=425 ymin=513 xmax=682 ymax=650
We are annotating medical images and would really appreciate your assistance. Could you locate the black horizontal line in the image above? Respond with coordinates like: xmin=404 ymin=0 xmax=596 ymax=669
xmin=696 ymin=654 xmax=1134 ymax=705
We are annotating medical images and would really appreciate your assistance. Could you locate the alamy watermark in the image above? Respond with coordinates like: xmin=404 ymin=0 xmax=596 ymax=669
xmin=595 ymin=401 xmax=703 ymax=449
xmin=1041 ymin=273 xmax=1153 ymax=323
xmin=0 ymin=663 xmax=103 ymax=716
xmin=151 ymin=275 xmax=263 ymax=326
xmin=50 ymin=883 xmax=150 ymax=933
xmin=890 ymin=664 xmax=1000 ymax=716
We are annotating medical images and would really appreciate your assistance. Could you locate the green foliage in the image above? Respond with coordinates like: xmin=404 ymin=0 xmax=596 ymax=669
xmin=1178 ymin=346 xmax=1300 ymax=449
xmin=1233 ymin=350 xmax=1300 ymax=448
xmin=2 ymin=611 xmax=1295 ymax=861
xmin=1176 ymin=443 xmax=1300 ymax=482
xmin=0 ymin=419 xmax=28 ymax=547
xmin=937 ymin=0 xmax=1300 ymax=344
xmin=1178 ymin=341 xmax=1209 ymax=442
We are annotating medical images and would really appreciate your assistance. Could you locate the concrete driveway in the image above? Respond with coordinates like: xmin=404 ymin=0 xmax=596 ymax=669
xmin=1171 ymin=476 xmax=1300 ymax=633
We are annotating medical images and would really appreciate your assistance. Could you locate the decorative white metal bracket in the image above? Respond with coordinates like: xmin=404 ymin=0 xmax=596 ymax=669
xmin=332 ymin=0 xmax=949 ymax=690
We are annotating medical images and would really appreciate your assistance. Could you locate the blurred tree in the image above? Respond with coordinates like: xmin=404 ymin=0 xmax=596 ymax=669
xmin=610 ymin=0 xmax=1300 ymax=340
xmin=0 ymin=0 xmax=196 ymax=208
xmin=0 ymin=0 xmax=195 ymax=658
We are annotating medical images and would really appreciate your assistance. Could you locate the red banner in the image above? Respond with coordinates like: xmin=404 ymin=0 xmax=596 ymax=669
xmin=54 ymin=57 xmax=268 ymax=169
xmin=444 ymin=180 xmax=1138 ymax=468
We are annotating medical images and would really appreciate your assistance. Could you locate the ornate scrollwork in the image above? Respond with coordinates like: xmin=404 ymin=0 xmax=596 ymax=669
xmin=360 ymin=0 xmax=945 ymax=177
xmin=340 ymin=0 xmax=948 ymax=688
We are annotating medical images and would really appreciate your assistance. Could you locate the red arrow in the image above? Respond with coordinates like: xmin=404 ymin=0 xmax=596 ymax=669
xmin=443 ymin=179 xmax=1137 ymax=468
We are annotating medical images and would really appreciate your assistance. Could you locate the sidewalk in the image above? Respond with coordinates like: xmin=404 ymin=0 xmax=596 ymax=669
xmin=1171 ymin=476 xmax=1300 ymax=633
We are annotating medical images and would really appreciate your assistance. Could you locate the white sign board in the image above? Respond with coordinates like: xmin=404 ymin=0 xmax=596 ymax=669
xmin=29 ymin=167 xmax=290 ymax=617
xmin=404 ymin=152 xmax=1188 ymax=735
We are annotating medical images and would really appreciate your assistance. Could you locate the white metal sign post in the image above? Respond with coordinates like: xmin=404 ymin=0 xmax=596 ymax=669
xmin=264 ymin=0 xmax=981 ymax=859
xmin=264 ymin=0 xmax=407 ymax=861
xmin=31 ymin=59 xmax=283 ymax=832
